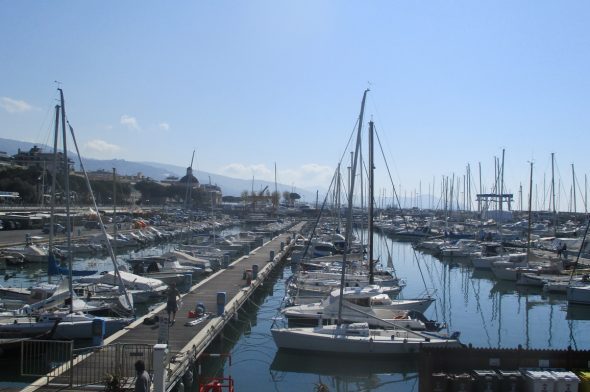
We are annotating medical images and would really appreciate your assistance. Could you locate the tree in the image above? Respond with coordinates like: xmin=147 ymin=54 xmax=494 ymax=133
xmin=241 ymin=190 xmax=249 ymax=210
xmin=282 ymin=191 xmax=291 ymax=206
xmin=271 ymin=191 xmax=280 ymax=209
xmin=134 ymin=180 xmax=168 ymax=204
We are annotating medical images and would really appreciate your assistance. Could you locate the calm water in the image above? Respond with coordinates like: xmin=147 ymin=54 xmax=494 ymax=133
xmin=196 ymin=230 xmax=590 ymax=392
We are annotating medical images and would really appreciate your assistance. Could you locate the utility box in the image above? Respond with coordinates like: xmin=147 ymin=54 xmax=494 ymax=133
xmin=431 ymin=372 xmax=449 ymax=392
xmin=91 ymin=318 xmax=106 ymax=347
xmin=523 ymin=369 xmax=556 ymax=392
xmin=473 ymin=369 xmax=499 ymax=392
xmin=498 ymin=370 xmax=524 ymax=392
xmin=216 ymin=292 xmax=226 ymax=316
xmin=450 ymin=373 xmax=474 ymax=392
xmin=551 ymin=370 xmax=580 ymax=392
xmin=575 ymin=370 xmax=590 ymax=392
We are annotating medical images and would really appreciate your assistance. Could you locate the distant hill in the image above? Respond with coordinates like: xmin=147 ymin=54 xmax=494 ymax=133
xmin=0 ymin=137 xmax=316 ymax=199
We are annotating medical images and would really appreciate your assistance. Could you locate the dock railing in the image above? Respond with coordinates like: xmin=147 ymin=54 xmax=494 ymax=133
xmin=21 ymin=340 xmax=153 ymax=388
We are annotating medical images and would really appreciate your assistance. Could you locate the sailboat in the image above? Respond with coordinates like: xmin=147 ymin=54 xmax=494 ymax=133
xmin=272 ymin=90 xmax=461 ymax=355
xmin=0 ymin=89 xmax=134 ymax=340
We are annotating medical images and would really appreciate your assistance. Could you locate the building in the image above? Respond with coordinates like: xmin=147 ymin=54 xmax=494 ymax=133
xmin=12 ymin=146 xmax=74 ymax=174
xmin=83 ymin=169 xmax=145 ymax=183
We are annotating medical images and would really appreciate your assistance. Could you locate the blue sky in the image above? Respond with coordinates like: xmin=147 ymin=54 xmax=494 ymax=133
xmin=1 ymin=1 xmax=589 ymax=210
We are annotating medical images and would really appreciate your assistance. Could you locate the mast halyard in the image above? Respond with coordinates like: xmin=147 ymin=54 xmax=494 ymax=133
xmin=337 ymin=88 xmax=369 ymax=325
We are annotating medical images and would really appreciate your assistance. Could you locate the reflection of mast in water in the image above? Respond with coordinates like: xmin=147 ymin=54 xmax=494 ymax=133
xmin=568 ymin=319 xmax=578 ymax=350
xmin=442 ymin=261 xmax=447 ymax=327
xmin=525 ymin=294 xmax=530 ymax=349
xmin=470 ymin=276 xmax=493 ymax=347
xmin=447 ymin=262 xmax=453 ymax=330
xmin=497 ymin=290 xmax=502 ymax=348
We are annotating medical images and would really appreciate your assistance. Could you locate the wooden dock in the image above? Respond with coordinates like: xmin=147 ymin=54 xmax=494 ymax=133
xmin=21 ymin=222 xmax=304 ymax=392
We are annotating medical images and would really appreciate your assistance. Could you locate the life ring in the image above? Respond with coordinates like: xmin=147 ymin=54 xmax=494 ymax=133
xmin=201 ymin=381 xmax=223 ymax=392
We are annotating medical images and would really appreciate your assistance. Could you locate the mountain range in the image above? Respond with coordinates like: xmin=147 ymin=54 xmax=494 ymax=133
xmin=0 ymin=137 xmax=317 ymax=200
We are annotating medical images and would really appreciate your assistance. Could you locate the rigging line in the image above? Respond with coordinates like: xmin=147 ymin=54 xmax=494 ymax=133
xmin=337 ymin=117 xmax=361 ymax=167
xmin=298 ymin=166 xmax=339 ymax=262
xmin=66 ymin=121 xmax=134 ymax=315
xmin=373 ymin=126 xmax=413 ymax=232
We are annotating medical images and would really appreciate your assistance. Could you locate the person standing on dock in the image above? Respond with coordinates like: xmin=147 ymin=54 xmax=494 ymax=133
xmin=134 ymin=360 xmax=151 ymax=392
xmin=166 ymin=282 xmax=181 ymax=324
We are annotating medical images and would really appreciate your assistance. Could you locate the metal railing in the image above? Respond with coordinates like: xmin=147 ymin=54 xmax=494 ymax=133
xmin=21 ymin=340 xmax=74 ymax=385
xmin=21 ymin=341 xmax=153 ymax=387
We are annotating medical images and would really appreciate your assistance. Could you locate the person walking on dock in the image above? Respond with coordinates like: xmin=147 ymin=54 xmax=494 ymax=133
xmin=166 ymin=282 xmax=181 ymax=324
xmin=134 ymin=360 xmax=151 ymax=392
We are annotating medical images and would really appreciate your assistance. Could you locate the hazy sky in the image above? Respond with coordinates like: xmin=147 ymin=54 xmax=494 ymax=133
xmin=1 ymin=1 xmax=589 ymax=210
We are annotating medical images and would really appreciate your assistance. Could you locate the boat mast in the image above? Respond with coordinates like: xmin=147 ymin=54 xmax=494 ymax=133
xmin=572 ymin=164 xmax=576 ymax=213
xmin=337 ymin=89 xmax=368 ymax=325
xmin=113 ymin=168 xmax=118 ymax=257
xmin=48 ymin=104 xmax=60 ymax=285
xmin=551 ymin=153 xmax=557 ymax=234
xmin=58 ymin=88 xmax=74 ymax=314
xmin=368 ymin=120 xmax=375 ymax=284
xmin=526 ymin=161 xmax=533 ymax=264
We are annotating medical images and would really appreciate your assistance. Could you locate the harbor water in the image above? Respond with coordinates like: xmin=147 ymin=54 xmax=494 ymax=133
xmin=1 ymin=227 xmax=589 ymax=391
xmin=196 ymin=229 xmax=590 ymax=392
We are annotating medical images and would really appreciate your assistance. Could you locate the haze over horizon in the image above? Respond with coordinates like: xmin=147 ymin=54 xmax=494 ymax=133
xmin=1 ymin=2 xmax=589 ymax=212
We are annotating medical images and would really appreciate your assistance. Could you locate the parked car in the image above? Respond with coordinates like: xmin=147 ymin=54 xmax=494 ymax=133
xmin=42 ymin=223 xmax=66 ymax=234
xmin=84 ymin=220 xmax=101 ymax=229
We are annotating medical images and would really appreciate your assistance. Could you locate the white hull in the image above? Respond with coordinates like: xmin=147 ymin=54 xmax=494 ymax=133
xmin=567 ymin=284 xmax=590 ymax=305
xmin=0 ymin=316 xmax=131 ymax=340
xmin=271 ymin=324 xmax=461 ymax=355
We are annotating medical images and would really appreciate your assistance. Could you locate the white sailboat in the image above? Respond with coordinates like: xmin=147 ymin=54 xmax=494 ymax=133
xmin=272 ymin=90 xmax=461 ymax=354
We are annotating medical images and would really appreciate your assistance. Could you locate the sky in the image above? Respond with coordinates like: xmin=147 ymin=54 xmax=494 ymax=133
xmin=1 ymin=1 xmax=589 ymax=211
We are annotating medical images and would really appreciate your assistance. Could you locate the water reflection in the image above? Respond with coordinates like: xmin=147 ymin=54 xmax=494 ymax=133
xmin=270 ymin=350 xmax=418 ymax=391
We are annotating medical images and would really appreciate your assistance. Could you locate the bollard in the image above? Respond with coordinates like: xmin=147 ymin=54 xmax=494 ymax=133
xmin=280 ymin=241 xmax=285 ymax=251
xmin=222 ymin=254 xmax=230 ymax=268
xmin=153 ymin=344 xmax=169 ymax=392
xmin=216 ymin=292 xmax=226 ymax=316
xmin=91 ymin=318 xmax=106 ymax=347
xmin=269 ymin=250 xmax=275 ymax=262
xmin=252 ymin=264 xmax=259 ymax=280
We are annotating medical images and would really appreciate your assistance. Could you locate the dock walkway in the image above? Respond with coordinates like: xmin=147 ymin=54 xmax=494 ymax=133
xmin=22 ymin=222 xmax=304 ymax=392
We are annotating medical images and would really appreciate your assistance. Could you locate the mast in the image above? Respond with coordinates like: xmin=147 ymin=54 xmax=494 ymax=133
xmin=337 ymin=88 xmax=368 ymax=325
xmin=478 ymin=162 xmax=482 ymax=214
xmin=58 ymin=88 xmax=74 ymax=314
xmin=336 ymin=163 xmax=341 ymax=233
xmin=572 ymin=164 xmax=576 ymax=213
xmin=551 ymin=153 xmax=557 ymax=234
xmin=48 ymin=104 xmax=60 ymax=285
xmin=113 ymin=168 xmax=118 ymax=257
xmin=526 ymin=162 xmax=534 ymax=264
xmin=368 ymin=120 xmax=375 ymax=284
xmin=184 ymin=150 xmax=195 ymax=210
xmin=500 ymin=148 xmax=505 ymax=212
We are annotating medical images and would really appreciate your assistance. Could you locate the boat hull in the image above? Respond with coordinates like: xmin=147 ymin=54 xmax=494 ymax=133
xmin=271 ymin=326 xmax=461 ymax=355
